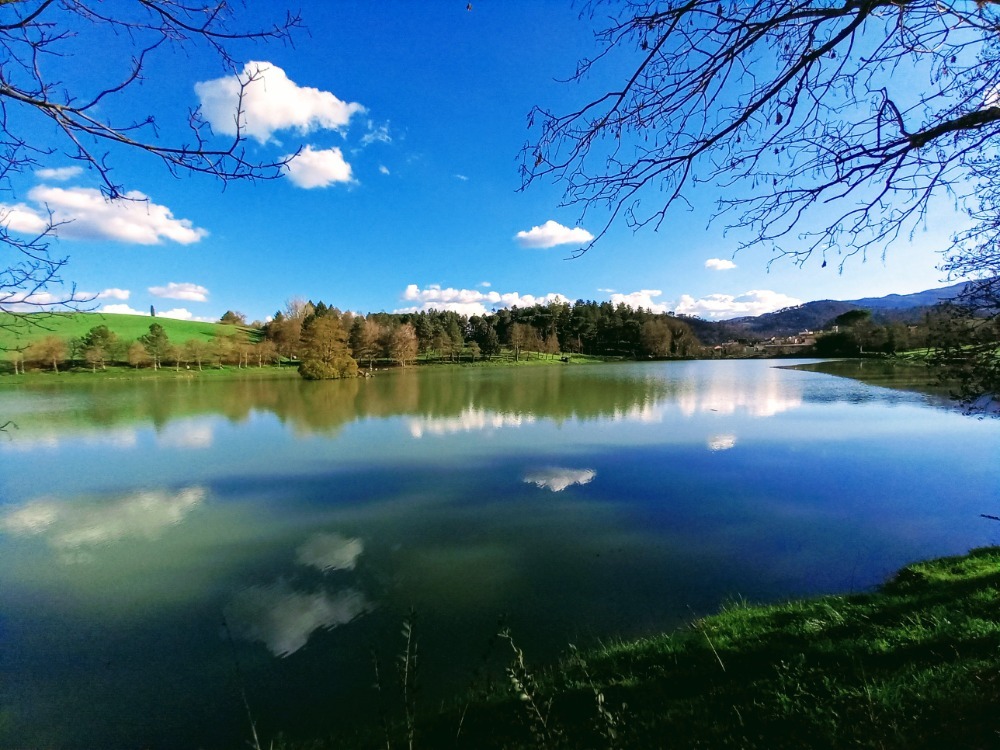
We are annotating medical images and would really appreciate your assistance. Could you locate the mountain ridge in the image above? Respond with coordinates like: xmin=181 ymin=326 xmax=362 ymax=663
xmin=682 ymin=281 xmax=967 ymax=343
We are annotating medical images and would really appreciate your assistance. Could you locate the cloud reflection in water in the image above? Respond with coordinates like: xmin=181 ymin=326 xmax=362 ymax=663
xmin=523 ymin=468 xmax=597 ymax=492
xmin=296 ymin=532 xmax=364 ymax=572
xmin=408 ymin=407 xmax=534 ymax=438
xmin=1 ymin=486 xmax=206 ymax=551
xmin=225 ymin=581 xmax=371 ymax=657
xmin=708 ymin=434 xmax=737 ymax=451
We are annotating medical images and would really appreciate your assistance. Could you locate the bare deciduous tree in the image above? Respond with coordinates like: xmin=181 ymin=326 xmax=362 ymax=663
xmin=0 ymin=1 xmax=300 ymax=323
xmin=523 ymin=0 xmax=1000 ymax=403
xmin=524 ymin=0 xmax=1000 ymax=267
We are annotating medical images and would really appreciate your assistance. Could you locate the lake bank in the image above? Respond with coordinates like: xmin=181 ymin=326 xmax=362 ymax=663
xmin=288 ymin=546 xmax=1000 ymax=749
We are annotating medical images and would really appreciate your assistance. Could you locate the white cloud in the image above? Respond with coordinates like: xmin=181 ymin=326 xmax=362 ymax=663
xmin=705 ymin=258 xmax=737 ymax=271
xmin=609 ymin=289 xmax=670 ymax=314
xmin=523 ymin=468 xmax=597 ymax=492
xmin=0 ymin=186 xmax=207 ymax=244
xmin=361 ymin=120 xmax=392 ymax=146
xmin=0 ymin=202 xmax=48 ymax=234
xmin=674 ymin=290 xmax=802 ymax=320
xmin=195 ymin=61 xmax=365 ymax=144
xmin=478 ymin=281 xmax=491 ymax=288
xmin=36 ymin=166 xmax=83 ymax=181
xmin=515 ymin=220 xmax=594 ymax=249
xmin=97 ymin=304 xmax=213 ymax=322
xmin=283 ymin=145 xmax=353 ymax=188
xmin=149 ymin=282 xmax=209 ymax=303
xmin=396 ymin=283 xmax=569 ymax=316
xmin=99 ymin=304 xmax=146 ymax=316
xmin=454 ymin=174 xmax=469 ymax=181
xmin=97 ymin=288 xmax=130 ymax=300
xmin=296 ymin=532 xmax=364 ymax=572
xmin=158 ymin=308 xmax=214 ymax=322
xmin=378 ymin=165 xmax=390 ymax=175
xmin=225 ymin=581 xmax=370 ymax=657
xmin=597 ymin=287 xmax=616 ymax=293
xmin=0 ymin=290 xmax=76 ymax=311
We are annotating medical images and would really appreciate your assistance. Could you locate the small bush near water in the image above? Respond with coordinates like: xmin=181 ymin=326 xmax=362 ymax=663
xmin=277 ymin=548 xmax=1000 ymax=749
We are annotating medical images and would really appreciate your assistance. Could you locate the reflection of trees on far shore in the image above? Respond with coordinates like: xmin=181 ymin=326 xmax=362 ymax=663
xmin=3 ymin=363 xmax=807 ymax=441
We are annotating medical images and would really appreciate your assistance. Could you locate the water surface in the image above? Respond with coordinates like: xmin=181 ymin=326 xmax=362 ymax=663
xmin=2 ymin=360 xmax=998 ymax=748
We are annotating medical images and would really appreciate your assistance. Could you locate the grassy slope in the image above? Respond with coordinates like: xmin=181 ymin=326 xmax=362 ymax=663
xmin=314 ymin=548 xmax=1000 ymax=750
xmin=0 ymin=311 xmax=244 ymax=350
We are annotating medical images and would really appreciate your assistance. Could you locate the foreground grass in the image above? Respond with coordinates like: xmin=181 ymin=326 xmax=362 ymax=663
xmin=293 ymin=548 xmax=1000 ymax=749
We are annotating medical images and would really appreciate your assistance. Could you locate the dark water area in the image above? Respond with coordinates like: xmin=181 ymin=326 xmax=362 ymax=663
xmin=2 ymin=360 xmax=999 ymax=748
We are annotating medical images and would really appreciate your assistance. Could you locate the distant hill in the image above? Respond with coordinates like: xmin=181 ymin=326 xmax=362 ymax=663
xmin=691 ymin=282 xmax=968 ymax=342
xmin=0 ymin=312 xmax=244 ymax=351
xmin=844 ymin=281 xmax=967 ymax=310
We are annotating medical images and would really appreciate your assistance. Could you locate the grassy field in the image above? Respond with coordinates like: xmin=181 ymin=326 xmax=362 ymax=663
xmin=0 ymin=311 xmax=245 ymax=351
xmin=294 ymin=547 xmax=1000 ymax=749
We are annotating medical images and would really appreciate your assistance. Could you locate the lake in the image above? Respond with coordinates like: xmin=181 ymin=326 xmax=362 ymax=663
xmin=2 ymin=360 xmax=999 ymax=748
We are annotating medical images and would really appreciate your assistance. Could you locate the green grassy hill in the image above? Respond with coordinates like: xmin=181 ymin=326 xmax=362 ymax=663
xmin=0 ymin=311 xmax=249 ymax=350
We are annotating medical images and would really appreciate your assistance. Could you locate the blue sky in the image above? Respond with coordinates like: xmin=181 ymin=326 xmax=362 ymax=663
xmin=3 ymin=2 xmax=961 ymax=323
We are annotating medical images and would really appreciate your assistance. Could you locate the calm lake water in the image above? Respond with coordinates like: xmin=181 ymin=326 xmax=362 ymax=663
xmin=2 ymin=360 xmax=999 ymax=748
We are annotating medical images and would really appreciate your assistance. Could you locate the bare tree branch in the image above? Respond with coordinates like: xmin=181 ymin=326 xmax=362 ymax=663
xmin=0 ymin=0 xmax=301 ymax=326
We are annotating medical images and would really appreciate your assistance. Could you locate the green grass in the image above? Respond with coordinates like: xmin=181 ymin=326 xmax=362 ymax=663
xmin=0 ymin=311 xmax=245 ymax=350
xmin=288 ymin=547 xmax=1000 ymax=749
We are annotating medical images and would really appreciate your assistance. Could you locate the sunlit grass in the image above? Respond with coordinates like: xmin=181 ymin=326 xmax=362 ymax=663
xmin=281 ymin=547 xmax=1000 ymax=749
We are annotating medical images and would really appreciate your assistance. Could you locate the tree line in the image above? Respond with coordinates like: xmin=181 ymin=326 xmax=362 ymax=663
xmin=9 ymin=324 xmax=279 ymax=374
xmin=261 ymin=297 xmax=703 ymax=379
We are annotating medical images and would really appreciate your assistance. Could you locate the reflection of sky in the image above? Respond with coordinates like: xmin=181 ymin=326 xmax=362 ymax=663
xmin=708 ymin=434 xmax=737 ymax=451
xmin=610 ymin=402 xmax=665 ymax=423
xmin=676 ymin=367 xmax=803 ymax=418
xmin=225 ymin=581 xmax=370 ymax=657
xmin=0 ymin=426 xmax=139 ymax=452
xmin=1 ymin=486 xmax=205 ymax=552
xmin=296 ymin=532 xmax=364 ymax=572
xmin=156 ymin=419 xmax=214 ymax=449
xmin=524 ymin=467 xmax=597 ymax=492
xmin=407 ymin=407 xmax=535 ymax=437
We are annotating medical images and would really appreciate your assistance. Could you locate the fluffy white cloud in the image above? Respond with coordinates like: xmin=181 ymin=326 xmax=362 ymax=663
xmin=378 ymin=165 xmax=390 ymax=175
xmin=454 ymin=174 xmax=469 ymax=181
xmin=158 ymin=308 xmax=214 ymax=322
xmin=609 ymin=289 xmax=671 ymax=314
xmin=0 ymin=290 xmax=73 ymax=310
xmin=478 ymin=281 xmax=491 ymax=288
xmin=97 ymin=304 xmax=213 ymax=322
xmin=515 ymin=220 xmax=593 ymax=249
xmin=283 ymin=145 xmax=353 ymax=188
xmin=0 ymin=202 xmax=48 ymax=234
xmin=99 ymin=304 xmax=146 ymax=316
xmin=149 ymin=282 xmax=209 ymax=303
xmin=36 ymin=166 xmax=83 ymax=181
xmin=674 ymin=290 xmax=802 ymax=320
xmin=396 ymin=284 xmax=568 ymax=316
xmin=195 ymin=61 xmax=365 ymax=143
xmin=97 ymin=288 xmax=130 ymax=301
xmin=523 ymin=468 xmax=597 ymax=492
xmin=705 ymin=258 xmax=737 ymax=271
xmin=0 ymin=186 xmax=206 ymax=244
xmin=1 ymin=287 xmax=129 ymax=311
